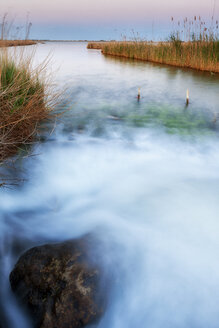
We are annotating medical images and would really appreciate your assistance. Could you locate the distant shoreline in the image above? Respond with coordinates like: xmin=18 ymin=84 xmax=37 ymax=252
xmin=0 ymin=40 xmax=114 ymax=46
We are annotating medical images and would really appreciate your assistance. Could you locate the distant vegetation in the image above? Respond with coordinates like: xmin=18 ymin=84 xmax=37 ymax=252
xmin=0 ymin=40 xmax=37 ymax=47
xmin=87 ymin=42 xmax=104 ymax=50
xmin=88 ymin=16 xmax=219 ymax=73
xmin=0 ymin=12 xmax=36 ymax=48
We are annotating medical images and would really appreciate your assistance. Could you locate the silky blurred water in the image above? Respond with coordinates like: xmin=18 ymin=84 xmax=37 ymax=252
xmin=1 ymin=42 xmax=219 ymax=328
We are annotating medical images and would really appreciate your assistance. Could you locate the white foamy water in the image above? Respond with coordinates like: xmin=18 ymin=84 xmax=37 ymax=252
xmin=0 ymin=42 xmax=219 ymax=328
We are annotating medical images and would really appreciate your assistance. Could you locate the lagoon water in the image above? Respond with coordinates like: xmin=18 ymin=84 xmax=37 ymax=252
xmin=1 ymin=42 xmax=219 ymax=328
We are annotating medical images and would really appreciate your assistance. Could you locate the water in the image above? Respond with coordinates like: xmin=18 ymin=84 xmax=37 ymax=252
xmin=1 ymin=42 xmax=219 ymax=328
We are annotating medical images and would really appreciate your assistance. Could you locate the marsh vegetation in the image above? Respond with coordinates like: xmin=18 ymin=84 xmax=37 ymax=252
xmin=0 ymin=49 xmax=55 ymax=162
xmin=0 ymin=13 xmax=36 ymax=48
xmin=88 ymin=16 xmax=219 ymax=72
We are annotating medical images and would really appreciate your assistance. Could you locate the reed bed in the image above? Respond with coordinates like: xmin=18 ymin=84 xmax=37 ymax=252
xmin=0 ymin=40 xmax=37 ymax=48
xmin=100 ymin=41 xmax=219 ymax=72
xmin=87 ymin=17 xmax=219 ymax=73
xmin=87 ymin=42 xmax=104 ymax=50
xmin=0 ymin=48 xmax=55 ymax=162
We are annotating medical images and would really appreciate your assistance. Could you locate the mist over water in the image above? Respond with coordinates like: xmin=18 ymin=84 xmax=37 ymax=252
xmin=1 ymin=43 xmax=219 ymax=328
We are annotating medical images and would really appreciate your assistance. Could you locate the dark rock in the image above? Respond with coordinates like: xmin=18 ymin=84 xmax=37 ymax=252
xmin=10 ymin=237 xmax=106 ymax=328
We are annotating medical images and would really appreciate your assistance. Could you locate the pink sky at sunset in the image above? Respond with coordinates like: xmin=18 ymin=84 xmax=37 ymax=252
xmin=1 ymin=0 xmax=218 ymax=40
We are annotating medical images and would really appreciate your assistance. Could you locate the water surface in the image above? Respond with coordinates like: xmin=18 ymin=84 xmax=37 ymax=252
xmin=1 ymin=42 xmax=219 ymax=328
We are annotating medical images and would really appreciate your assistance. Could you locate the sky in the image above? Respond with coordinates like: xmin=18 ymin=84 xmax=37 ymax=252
xmin=1 ymin=0 xmax=219 ymax=40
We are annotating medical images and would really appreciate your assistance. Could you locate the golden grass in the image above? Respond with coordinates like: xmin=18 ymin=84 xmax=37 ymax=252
xmin=0 ymin=40 xmax=37 ymax=48
xmin=87 ymin=41 xmax=219 ymax=73
xmin=87 ymin=42 xmax=105 ymax=50
xmin=0 ymin=48 xmax=56 ymax=162
xmin=87 ymin=16 xmax=219 ymax=73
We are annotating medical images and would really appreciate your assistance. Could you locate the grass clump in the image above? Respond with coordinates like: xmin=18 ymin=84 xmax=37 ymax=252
xmin=0 ymin=49 xmax=55 ymax=162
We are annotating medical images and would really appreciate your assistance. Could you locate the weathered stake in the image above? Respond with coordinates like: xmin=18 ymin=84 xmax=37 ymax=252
xmin=137 ymin=88 xmax=141 ymax=101
xmin=186 ymin=89 xmax=189 ymax=106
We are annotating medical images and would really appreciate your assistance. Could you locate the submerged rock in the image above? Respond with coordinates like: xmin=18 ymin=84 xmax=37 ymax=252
xmin=10 ymin=237 xmax=106 ymax=328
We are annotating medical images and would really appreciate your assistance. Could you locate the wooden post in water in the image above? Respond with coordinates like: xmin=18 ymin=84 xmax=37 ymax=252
xmin=186 ymin=89 xmax=189 ymax=106
xmin=137 ymin=88 xmax=141 ymax=101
